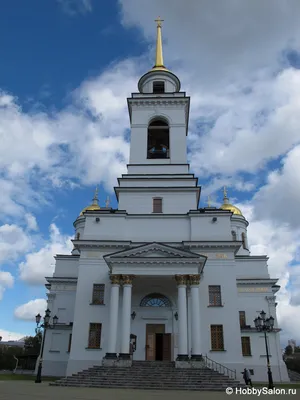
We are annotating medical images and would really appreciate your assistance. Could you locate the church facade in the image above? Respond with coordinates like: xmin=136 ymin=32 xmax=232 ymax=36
xmin=39 ymin=20 xmax=289 ymax=383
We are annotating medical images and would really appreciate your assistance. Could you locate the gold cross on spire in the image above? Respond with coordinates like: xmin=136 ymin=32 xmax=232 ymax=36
xmin=153 ymin=16 xmax=165 ymax=69
xmin=155 ymin=16 xmax=164 ymax=27
xmin=223 ymin=186 xmax=228 ymax=199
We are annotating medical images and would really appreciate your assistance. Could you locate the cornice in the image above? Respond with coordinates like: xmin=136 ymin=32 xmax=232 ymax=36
xmin=109 ymin=258 xmax=203 ymax=265
xmin=183 ymin=241 xmax=241 ymax=251
xmin=128 ymin=98 xmax=189 ymax=108
xmin=237 ymin=278 xmax=278 ymax=286
xmin=46 ymin=277 xmax=78 ymax=285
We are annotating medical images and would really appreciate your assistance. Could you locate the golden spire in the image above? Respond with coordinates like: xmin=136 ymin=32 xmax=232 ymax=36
xmin=92 ymin=186 xmax=99 ymax=205
xmin=153 ymin=17 xmax=166 ymax=70
xmin=223 ymin=186 xmax=228 ymax=200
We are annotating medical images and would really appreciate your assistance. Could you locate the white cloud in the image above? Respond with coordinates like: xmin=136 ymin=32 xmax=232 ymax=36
xmin=0 ymin=224 xmax=32 ymax=264
xmin=24 ymin=214 xmax=38 ymax=232
xmin=235 ymin=202 xmax=300 ymax=343
xmin=19 ymin=223 xmax=73 ymax=285
xmin=119 ymin=0 xmax=300 ymax=85
xmin=14 ymin=298 xmax=47 ymax=321
xmin=0 ymin=271 xmax=14 ymax=301
xmin=0 ymin=328 xmax=27 ymax=342
xmin=253 ymin=145 xmax=300 ymax=228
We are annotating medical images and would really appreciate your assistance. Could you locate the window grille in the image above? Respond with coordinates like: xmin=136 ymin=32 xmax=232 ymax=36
xmin=241 ymin=336 xmax=251 ymax=356
xmin=140 ymin=293 xmax=172 ymax=307
xmin=88 ymin=323 xmax=102 ymax=348
xmin=209 ymin=285 xmax=222 ymax=306
xmin=153 ymin=81 xmax=165 ymax=94
xmin=92 ymin=284 xmax=105 ymax=304
xmin=239 ymin=311 xmax=246 ymax=327
xmin=210 ymin=325 xmax=224 ymax=350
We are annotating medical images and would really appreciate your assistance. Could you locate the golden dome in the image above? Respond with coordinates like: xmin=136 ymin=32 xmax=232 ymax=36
xmin=79 ymin=186 xmax=101 ymax=216
xmin=220 ymin=186 xmax=243 ymax=216
xmin=79 ymin=204 xmax=101 ymax=216
xmin=220 ymin=203 xmax=243 ymax=216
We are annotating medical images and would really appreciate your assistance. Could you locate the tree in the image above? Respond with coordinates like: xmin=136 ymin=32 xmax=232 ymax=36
xmin=285 ymin=345 xmax=293 ymax=356
xmin=24 ymin=333 xmax=41 ymax=355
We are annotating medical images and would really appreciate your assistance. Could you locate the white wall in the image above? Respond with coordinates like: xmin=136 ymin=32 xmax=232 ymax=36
xmin=53 ymin=257 xmax=79 ymax=278
xmin=66 ymin=255 xmax=110 ymax=376
xmin=118 ymin=191 xmax=199 ymax=214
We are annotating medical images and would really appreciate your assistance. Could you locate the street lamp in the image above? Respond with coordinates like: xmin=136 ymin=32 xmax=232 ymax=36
xmin=254 ymin=310 xmax=275 ymax=389
xmin=35 ymin=309 xmax=58 ymax=383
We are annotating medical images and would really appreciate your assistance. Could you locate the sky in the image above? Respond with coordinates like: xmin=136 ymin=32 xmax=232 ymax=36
xmin=0 ymin=0 xmax=299 ymax=346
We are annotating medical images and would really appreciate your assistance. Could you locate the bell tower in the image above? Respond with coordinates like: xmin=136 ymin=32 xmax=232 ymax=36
xmin=117 ymin=18 xmax=200 ymax=214
xmin=127 ymin=17 xmax=190 ymax=172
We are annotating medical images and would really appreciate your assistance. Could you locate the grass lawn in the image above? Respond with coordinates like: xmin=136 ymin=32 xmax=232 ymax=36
xmin=0 ymin=373 xmax=58 ymax=381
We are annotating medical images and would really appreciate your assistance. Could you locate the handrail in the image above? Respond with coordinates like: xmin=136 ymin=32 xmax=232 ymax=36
xmin=204 ymin=354 xmax=236 ymax=380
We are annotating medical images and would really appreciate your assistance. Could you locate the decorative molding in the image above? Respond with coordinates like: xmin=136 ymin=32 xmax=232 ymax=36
xmin=122 ymin=275 xmax=135 ymax=285
xmin=175 ymin=274 xmax=188 ymax=286
xmin=189 ymin=274 xmax=200 ymax=285
xmin=110 ymin=274 xmax=121 ymax=285
xmin=238 ymin=287 xmax=269 ymax=293
xmin=216 ymin=253 xmax=228 ymax=259
xmin=129 ymin=99 xmax=189 ymax=108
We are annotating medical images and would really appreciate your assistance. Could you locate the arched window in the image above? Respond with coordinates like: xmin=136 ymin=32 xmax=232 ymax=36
xmin=76 ymin=232 xmax=80 ymax=240
xmin=147 ymin=119 xmax=169 ymax=159
xmin=241 ymin=232 xmax=247 ymax=249
xmin=140 ymin=293 xmax=172 ymax=307
xmin=231 ymin=230 xmax=237 ymax=241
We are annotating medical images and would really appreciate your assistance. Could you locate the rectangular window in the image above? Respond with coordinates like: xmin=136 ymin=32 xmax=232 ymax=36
xmin=92 ymin=284 xmax=105 ymax=305
xmin=239 ymin=311 xmax=246 ymax=328
xmin=210 ymin=325 xmax=224 ymax=350
xmin=209 ymin=285 xmax=222 ymax=306
xmin=153 ymin=198 xmax=163 ymax=213
xmin=68 ymin=333 xmax=72 ymax=352
xmin=153 ymin=81 xmax=165 ymax=94
xmin=88 ymin=323 xmax=102 ymax=349
xmin=241 ymin=336 xmax=251 ymax=356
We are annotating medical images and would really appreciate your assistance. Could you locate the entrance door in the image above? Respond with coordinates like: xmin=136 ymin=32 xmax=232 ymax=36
xmin=162 ymin=333 xmax=171 ymax=361
xmin=146 ymin=324 xmax=165 ymax=360
xmin=145 ymin=324 xmax=171 ymax=361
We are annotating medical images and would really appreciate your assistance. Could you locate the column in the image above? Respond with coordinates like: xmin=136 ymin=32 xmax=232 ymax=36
xmin=119 ymin=275 xmax=134 ymax=359
xmin=175 ymin=275 xmax=189 ymax=360
xmin=190 ymin=274 xmax=202 ymax=360
xmin=105 ymin=274 xmax=121 ymax=359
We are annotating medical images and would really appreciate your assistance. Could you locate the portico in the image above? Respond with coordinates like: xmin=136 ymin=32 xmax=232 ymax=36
xmin=103 ymin=242 xmax=206 ymax=366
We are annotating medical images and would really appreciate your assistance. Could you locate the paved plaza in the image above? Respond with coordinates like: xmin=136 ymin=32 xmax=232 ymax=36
xmin=0 ymin=381 xmax=297 ymax=400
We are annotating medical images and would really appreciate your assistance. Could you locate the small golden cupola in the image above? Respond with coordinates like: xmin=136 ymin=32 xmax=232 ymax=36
xmin=220 ymin=187 xmax=243 ymax=216
xmin=79 ymin=187 xmax=101 ymax=216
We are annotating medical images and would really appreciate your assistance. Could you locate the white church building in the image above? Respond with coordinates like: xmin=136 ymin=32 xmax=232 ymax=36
xmin=40 ymin=19 xmax=289 ymax=383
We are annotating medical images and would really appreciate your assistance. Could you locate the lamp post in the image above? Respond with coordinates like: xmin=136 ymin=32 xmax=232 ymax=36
xmin=254 ymin=310 xmax=275 ymax=389
xmin=35 ymin=309 xmax=58 ymax=383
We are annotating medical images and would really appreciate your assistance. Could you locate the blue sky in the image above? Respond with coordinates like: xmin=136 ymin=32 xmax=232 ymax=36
xmin=0 ymin=0 xmax=300 ymax=345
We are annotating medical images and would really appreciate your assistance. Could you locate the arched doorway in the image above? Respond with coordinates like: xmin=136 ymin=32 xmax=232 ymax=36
xmin=140 ymin=293 xmax=172 ymax=361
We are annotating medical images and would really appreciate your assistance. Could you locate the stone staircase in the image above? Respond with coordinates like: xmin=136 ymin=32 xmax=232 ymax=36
xmin=288 ymin=369 xmax=300 ymax=382
xmin=50 ymin=360 xmax=243 ymax=391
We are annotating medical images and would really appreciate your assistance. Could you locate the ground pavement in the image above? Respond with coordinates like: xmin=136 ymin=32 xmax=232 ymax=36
xmin=0 ymin=381 xmax=297 ymax=400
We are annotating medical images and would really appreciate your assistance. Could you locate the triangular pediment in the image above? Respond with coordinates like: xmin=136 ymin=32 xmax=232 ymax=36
xmin=105 ymin=242 xmax=201 ymax=260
